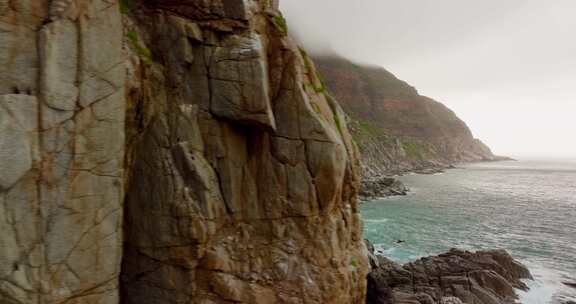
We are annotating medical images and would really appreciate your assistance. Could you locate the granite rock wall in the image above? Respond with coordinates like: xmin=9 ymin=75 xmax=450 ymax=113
xmin=0 ymin=1 xmax=368 ymax=303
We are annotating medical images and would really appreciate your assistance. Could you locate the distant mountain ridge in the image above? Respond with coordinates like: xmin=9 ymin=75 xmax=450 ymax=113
xmin=313 ymin=55 xmax=502 ymax=179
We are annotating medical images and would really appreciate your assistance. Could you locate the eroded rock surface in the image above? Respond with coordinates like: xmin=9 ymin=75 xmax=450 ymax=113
xmin=1 ymin=1 xmax=367 ymax=303
xmin=366 ymin=241 xmax=532 ymax=304
xmin=120 ymin=1 xmax=367 ymax=303
xmin=0 ymin=0 xmax=125 ymax=303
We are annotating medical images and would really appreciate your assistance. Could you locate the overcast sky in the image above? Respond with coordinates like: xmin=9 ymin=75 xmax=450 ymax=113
xmin=280 ymin=0 xmax=576 ymax=158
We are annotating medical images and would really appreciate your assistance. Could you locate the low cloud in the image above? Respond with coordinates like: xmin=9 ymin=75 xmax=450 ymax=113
xmin=280 ymin=0 xmax=576 ymax=157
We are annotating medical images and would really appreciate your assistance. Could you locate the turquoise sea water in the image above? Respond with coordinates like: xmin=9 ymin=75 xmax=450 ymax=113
xmin=361 ymin=159 xmax=576 ymax=304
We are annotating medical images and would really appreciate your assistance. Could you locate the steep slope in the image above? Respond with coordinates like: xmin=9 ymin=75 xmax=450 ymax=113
xmin=314 ymin=55 xmax=499 ymax=178
xmin=0 ymin=1 xmax=367 ymax=303
xmin=121 ymin=2 xmax=368 ymax=303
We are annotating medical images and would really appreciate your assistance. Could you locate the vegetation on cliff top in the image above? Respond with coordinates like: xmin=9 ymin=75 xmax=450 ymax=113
xmin=313 ymin=54 xmax=496 ymax=173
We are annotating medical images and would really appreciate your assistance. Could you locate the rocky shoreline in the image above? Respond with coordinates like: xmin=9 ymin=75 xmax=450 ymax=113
xmin=360 ymin=158 xmax=515 ymax=201
xmin=359 ymin=164 xmax=449 ymax=201
xmin=365 ymin=240 xmax=533 ymax=304
xmin=360 ymin=177 xmax=410 ymax=200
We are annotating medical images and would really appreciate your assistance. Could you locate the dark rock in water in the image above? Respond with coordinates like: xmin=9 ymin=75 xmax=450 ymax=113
xmin=492 ymin=156 xmax=517 ymax=161
xmin=563 ymin=281 xmax=576 ymax=289
xmin=365 ymin=240 xmax=532 ymax=304
xmin=414 ymin=167 xmax=445 ymax=175
xmin=360 ymin=177 xmax=409 ymax=200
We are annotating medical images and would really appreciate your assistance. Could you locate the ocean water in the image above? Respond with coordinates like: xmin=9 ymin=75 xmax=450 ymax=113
xmin=361 ymin=159 xmax=576 ymax=304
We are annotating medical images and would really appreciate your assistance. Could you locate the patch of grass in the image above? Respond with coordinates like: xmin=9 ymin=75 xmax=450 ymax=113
xmin=271 ymin=14 xmax=288 ymax=34
xmin=299 ymin=48 xmax=327 ymax=94
xmin=333 ymin=113 xmax=343 ymax=136
xmin=349 ymin=118 xmax=396 ymax=148
xmin=119 ymin=0 xmax=133 ymax=14
xmin=356 ymin=120 xmax=380 ymax=137
xmin=126 ymin=31 xmax=138 ymax=43
xmin=350 ymin=259 xmax=358 ymax=268
xmin=313 ymin=72 xmax=327 ymax=93
xmin=135 ymin=45 xmax=153 ymax=63
xmin=299 ymin=48 xmax=312 ymax=72
xmin=311 ymin=102 xmax=322 ymax=115
xmin=126 ymin=31 xmax=153 ymax=64
xmin=402 ymin=141 xmax=427 ymax=160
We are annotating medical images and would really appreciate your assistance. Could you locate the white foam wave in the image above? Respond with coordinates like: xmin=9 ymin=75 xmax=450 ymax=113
xmin=517 ymin=281 xmax=557 ymax=304
xmin=517 ymin=261 xmax=576 ymax=304
xmin=364 ymin=218 xmax=390 ymax=223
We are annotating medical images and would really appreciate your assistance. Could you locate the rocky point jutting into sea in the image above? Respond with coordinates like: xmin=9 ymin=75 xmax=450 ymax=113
xmin=0 ymin=0 xmax=530 ymax=303
xmin=365 ymin=240 xmax=534 ymax=304
xmin=313 ymin=55 xmax=509 ymax=199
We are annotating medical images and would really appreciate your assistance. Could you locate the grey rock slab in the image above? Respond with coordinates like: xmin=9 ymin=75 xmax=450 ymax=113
xmin=0 ymin=96 xmax=35 ymax=190
xmin=39 ymin=19 xmax=79 ymax=112
xmin=210 ymin=34 xmax=276 ymax=130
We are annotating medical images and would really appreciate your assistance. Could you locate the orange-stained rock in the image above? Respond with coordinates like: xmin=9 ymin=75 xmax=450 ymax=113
xmin=0 ymin=1 xmax=367 ymax=303
xmin=121 ymin=1 xmax=368 ymax=303
xmin=0 ymin=0 xmax=125 ymax=303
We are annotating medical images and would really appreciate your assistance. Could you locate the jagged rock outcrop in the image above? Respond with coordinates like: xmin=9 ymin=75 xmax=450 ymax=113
xmin=366 ymin=241 xmax=532 ymax=304
xmin=313 ymin=55 xmax=502 ymax=180
xmin=0 ymin=1 xmax=368 ymax=303
xmin=359 ymin=177 xmax=408 ymax=201
xmin=121 ymin=1 xmax=368 ymax=303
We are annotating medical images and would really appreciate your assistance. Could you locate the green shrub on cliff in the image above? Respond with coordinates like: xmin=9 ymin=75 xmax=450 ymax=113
xmin=120 ymin=0 xmax=133 ymax=14
xmin=314 ymin=73 xmax=327 ymax=93
xmin=126 ymin=31 xmax=153 ymax=64
xmin=357 ymin=120 xmax=380 ymax=138
xmin=350 ymin=258 xmax=358 ymax=268
xmin=333 ymin=113 xmax=344 ymax=136
xmin=299 ymin=48 xmax=327 ymax=94
xmin=349 ymin=118 xmax=394 ymax=149
xmin=402 ymin=141 xmax=427 ymax=160
xmin=271 ymin=15 xmax=288 ymax=34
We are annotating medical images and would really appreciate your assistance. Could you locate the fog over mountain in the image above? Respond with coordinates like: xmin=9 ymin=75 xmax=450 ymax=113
xmin=281 ymin=0 xmax=576 ymax=158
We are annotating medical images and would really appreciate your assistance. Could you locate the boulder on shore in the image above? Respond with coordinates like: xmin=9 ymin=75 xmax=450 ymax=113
xmin=365 ymin=240 xmax=532 ymax=304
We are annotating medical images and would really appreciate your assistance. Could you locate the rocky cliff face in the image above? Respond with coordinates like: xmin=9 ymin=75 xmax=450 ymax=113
xmin=314 ymin=55 xmax=499 ymax=178
xmin=0 ymin=1 xmax=368 ymax=303
xmin=0 ymin=0 xmax=125 ymax=302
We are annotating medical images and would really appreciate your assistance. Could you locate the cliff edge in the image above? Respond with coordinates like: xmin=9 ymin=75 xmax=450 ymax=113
xmin=314 ymin=55 xmax=501 ymax=179
xmin=0 ymin=1 xmax=367 ymax=303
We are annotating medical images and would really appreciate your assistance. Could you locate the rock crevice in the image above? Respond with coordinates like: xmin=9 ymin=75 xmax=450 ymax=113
xmin=121 ymin=3 xmax=367 ymax=302
xmin=366 ymin=241 xmax=532 ymax=304
xmin=0 ymin=0 xmax=367 ymax=303
xmin=1 ymin=0 xmax=124 ymax=303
